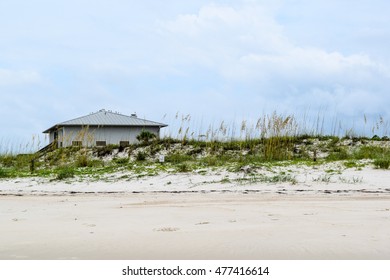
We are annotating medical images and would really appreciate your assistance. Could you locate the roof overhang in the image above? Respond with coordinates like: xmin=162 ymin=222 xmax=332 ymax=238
xmin=42 ymin=123 xmax=168 ymax=134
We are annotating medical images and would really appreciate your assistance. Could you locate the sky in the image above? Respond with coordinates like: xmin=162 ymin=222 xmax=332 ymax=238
xmin=1 ymin=0 xmax=390 ymax=150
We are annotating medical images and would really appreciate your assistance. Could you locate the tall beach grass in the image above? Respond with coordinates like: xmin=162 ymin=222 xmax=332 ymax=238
xmin=1 ymin=111 xmax=390 ymax=178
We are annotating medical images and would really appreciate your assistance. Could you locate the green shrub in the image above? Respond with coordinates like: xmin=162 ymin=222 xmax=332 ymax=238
xmin=136 ymin=151 xmax=146 ymax=161
xmin=45 ymin=149 xmax=63 ymax=166
xmin=158 ymin=137 xmax=180 ymax=149
xmin=177 ymin=163 xmax=191 ymax=172
xmin=201 ymin=156 xmax=218 ymax=166
xmin=0 ymin=168 xmax=9 ymax=178
xmin=75 ymin=155 xmax=88 ymax=167
xmin=0 ymin=155 xmax=15 ymax=167
xmin=354 ymin=146 xmax=389 ymax=160
xmin=373 ymin=158 xmax=390 ymax=169
xmin=113 ymin=157 xmax=128 ymax=165
xmin=318 ymin=135 xmax=340 ymax=142
xmin=136 ymin=130 xmax=156 ymax=143
xmin=149 ymin=145 xmax=162 ymax=155
xmin=165 ymin=153 xmax=192 ymax=163
xmin=186 ymin=147 xmax=203 ymax=156
xmin=220 ymin=141 xmax=243 ymax=151
xmin=15 ymin=154 xmax=34 ymax=169
xmin=327 ymin=147 xmax=349 ymax=160
xmin=326 ymin=136 xmax=340 ymax=148
xmin=56 ymin=167 xmax=75 ymax=180
xmin=94 ymin=145 xmax=117 ymax=157
xmin=344 ymin=161 xmax=358 ymax=168
xmin=188 ymin=140 xmax=207 ymax=148
xmin=88 ymin=159 xmax=104 ymax=167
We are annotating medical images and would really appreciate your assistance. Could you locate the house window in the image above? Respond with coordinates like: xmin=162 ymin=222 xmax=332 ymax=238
xmin=59 ymin=142 xmax=63 ymax=148
xmin=119 ymin=141 xmax=129 ymax=147
xmin=96 ymin=141 xmax=106 ymax=146
xmin=72 ymin=141 xmax=82 ymax=147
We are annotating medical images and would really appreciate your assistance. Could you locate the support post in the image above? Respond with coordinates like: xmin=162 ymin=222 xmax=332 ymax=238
xmin=30 ymin=159 xmax=35 ymax=174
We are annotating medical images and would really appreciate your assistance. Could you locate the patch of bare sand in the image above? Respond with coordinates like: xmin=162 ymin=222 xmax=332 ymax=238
xmin=1 ymin=193 xmax=389 ymax=260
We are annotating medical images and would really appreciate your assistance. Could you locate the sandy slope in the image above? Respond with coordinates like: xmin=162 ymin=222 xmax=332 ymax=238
xmin=1 ymin=165 xmax=390 ymax=260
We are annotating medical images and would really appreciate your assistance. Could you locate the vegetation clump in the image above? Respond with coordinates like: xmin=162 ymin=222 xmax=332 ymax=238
xmin=93 ymin=145 xmax=117 ymax=157
xmin=56 ymin=167 xmax=75 ymax=180
xmin=165 ymin=153 xmax=192 ymax=164
xmin=113 ymin=157 xmax=128 ymax=165
xmin=0 ymin=168 xmax=9 ymax=178
xmin=373 ymin=158 xmax=390 ymax=169
xmin=75 ymin=154 xmax=89 ymax=167
xmin=136 ymin=151 xmax=147 ymax=161
xmin=177 ymin=163 xmax=191 ymax=172
xmin=136 ymin=130 xmax=157 ymax=144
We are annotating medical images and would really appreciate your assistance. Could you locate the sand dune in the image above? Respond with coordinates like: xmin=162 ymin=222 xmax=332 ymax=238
xmin=1 ymin=165 xmax=390 ymax=259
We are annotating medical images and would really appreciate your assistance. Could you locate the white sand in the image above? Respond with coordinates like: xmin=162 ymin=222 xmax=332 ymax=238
xmin=1 ymin=164 xmax=390 ymax=260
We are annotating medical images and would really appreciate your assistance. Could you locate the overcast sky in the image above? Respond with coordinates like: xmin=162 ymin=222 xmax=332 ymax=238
xmin=1 ymin=0 xmax=390 ymax=149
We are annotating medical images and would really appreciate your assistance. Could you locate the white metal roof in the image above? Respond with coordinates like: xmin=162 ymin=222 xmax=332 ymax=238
xmin=43 ymin=109 xmax=168 ymax=133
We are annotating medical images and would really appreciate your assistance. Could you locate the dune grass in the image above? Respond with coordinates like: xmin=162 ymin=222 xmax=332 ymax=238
xmin=1 ymin=112 xmax=390 ymax=179
xmin=373 ymin=158 xmax=390 ymax=169
xmin=0 ymin=136 xmax=389 ymax=180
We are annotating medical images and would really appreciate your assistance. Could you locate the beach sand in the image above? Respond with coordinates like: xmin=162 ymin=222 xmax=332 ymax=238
xmin=1 ymin=165 xmax=390 ymax=260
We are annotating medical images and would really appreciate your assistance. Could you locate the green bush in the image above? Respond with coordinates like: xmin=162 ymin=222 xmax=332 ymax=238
xmin=136 ymin=130 xmax=156 ymax=143
xmin=373 ymin=158 xmax=390 ymax=169
xmin=0 ymin=168 xmax=10 ymax=178
xmin=221 ymin=142 xmax=241 ymax=151
xmin=113 ymin=157 xmax=128 ymax=165
xmin=136 ymin=151 xmax=146 ymax=161
xmin=75 ymin=155 xmax=89 ymax=167
xmin=149 ymin=145 xmax=162 ymax=155
xmin=326 ymin=136 xmax=340 ymax=148
xmin=45 ymin=149 xmax=61 ymax=166
xmin=201 ymin=156 xmax=218 ymax=167
xmin=177 ymin=163 xmax=191 ymax=172
xmin=88 ymin=159 xmax=105 ymax=167
xmin=165 ymin=153 xmax=192 ymax=163
xmin=327 ymin=147 xmax=349 ymax=160
xmin=15 ymin=154 xmax=34 ymax=170
xmin=56 ymin=167 xmax=75 ymax=180
xmin=344 ymin=161 xmax=358 ymax=168
xmin=94 ymin=145 xmax=117 ymax=157
xmin=186 ymin=147 xmax=203 ymax=156
xmin=354 ymin=146 xmax=389 ymax=160
xmin=158 ymin=137 xmax=180 ymax=149
xmin=0 ymin=155 xmax=15 ymax=167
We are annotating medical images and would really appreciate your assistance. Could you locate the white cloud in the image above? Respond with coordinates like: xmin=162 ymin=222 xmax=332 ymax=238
xmin=1 ymin=0 xmax=390 ymax=143
xmin=160 ymin=2 xmax=389 ymax=85
xmin=233 ymin=48 xmax=389 ymax=84
xmin=149 ymin=1 xmax=390 ymax=135
xmin=160 ymin=3 xmax=289 ymax=60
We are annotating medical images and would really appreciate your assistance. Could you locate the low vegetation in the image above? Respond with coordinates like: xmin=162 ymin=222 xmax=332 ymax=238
xmin=0 ymin=134 xmax=389 ymax=181
xmin=1 ymin=112 xmax=390 ymax=180
xmin=56 ymin=166 xmax=75 ymax=180
xmin=373 ymin=158 xmax=390 ymax=170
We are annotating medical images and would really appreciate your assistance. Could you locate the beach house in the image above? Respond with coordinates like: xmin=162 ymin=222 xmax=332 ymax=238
xmin=42 ymin=109 xmax=168 ymax=148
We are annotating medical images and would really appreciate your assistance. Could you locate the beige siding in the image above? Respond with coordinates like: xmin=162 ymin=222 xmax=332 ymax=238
xmin=56 ymin=126 xmax=160 ymax=147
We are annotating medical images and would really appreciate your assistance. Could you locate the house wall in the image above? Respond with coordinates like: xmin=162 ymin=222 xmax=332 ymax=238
xmin=58 ymin=128 xmax=64 ymax=147
xmin=49 ymin=128 xmax=64 ymax=148
xmin=55 ymin=126 xmax=160 ymax=147
xmin=49 ymin=132 xmax=55 ymax=143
